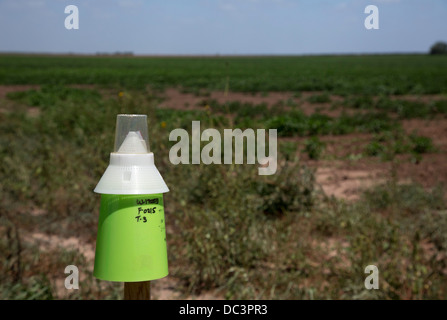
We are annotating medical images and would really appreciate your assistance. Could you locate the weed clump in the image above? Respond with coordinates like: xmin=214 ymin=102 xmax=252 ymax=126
xmin=364 ymin=130 xmax=436 ymax=161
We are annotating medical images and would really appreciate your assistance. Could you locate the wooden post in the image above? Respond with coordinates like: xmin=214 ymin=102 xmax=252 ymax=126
xmin=124 ymin=281 xmax=151 ymax=300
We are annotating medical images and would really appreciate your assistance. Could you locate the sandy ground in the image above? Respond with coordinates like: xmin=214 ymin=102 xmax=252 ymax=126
xmin=22 ymin=231 xmax=222 ymax=300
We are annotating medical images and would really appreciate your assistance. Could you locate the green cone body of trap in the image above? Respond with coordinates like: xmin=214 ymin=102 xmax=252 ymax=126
xmin=93 ymin=194 xmax=168 ymax=282
xmin=93 ymin=114 xmax=169 ymax=282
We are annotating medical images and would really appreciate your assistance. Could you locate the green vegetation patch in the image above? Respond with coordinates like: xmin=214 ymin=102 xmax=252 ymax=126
xmin=1 ymin=54 xmax=447 ymax=95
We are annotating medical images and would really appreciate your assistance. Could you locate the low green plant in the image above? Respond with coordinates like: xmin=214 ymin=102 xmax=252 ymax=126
xmin=375 ymin=97 xmax=430 ymax=118
xmin=0 ymin=276 xmax=54 ymax=300
xmin=344 ymin=95 xmax=375 ymax=109
xmin=307 ymin=92 xmax=331 ymax=104
xmin=362 ymin=183 xmax=445 ymax=214
xmin=431 ymin=100 xmax=447 ymax=114
xmin=303 ymin=137 xmax=326 ymax=160
xmin=279 ymin=140 xmax=299 ymax=161
xmin=364 ymin=141 xmax=386 ymax=157
xmin=409 ymin=134 xmax=435 ymax=154
xmin=6 ymin=85 xmax=102 ymax=108
xmin=364 ymin=130 xmax=436 ymax=160
xmin=266 ymin=111 xmax=308 ymax=137
xmin=170 ymin=161 xmax=315 ymax=293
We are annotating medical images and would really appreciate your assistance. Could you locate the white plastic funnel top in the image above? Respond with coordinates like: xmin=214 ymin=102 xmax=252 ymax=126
xmin=114 ymin=114 xmax=149 ymax=153
xmin=94 ymin=114 xmax=169 ymax=195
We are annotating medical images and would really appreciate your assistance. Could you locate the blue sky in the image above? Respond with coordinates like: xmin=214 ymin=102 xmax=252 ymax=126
xmin=0 ymin=0 xmax=446 ymax=55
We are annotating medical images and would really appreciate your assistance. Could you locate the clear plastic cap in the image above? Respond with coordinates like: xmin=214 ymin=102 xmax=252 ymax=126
xmin=114 ymin=114 xmax=150 ymax=154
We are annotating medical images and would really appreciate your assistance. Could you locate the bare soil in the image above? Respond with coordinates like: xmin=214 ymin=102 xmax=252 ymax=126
xmin=0 ymin=85 xmax=40 ymax=99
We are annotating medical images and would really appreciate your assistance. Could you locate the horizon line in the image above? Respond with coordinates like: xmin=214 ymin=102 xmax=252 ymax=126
xmin=0 ymin=51 xmax=431 ymax=58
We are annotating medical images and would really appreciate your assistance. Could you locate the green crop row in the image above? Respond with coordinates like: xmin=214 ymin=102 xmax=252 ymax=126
xmin=1 ymin=54 xmax=447 ymax=95
xmin=344 ymin=95 xmax=447 ymax=119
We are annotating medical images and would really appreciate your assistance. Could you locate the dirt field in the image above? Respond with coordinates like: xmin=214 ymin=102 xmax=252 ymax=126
xmin=155 ymin=87 xmax=447 ymax=200
xmin=2 ymin=84 xmax=446 ymax=299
